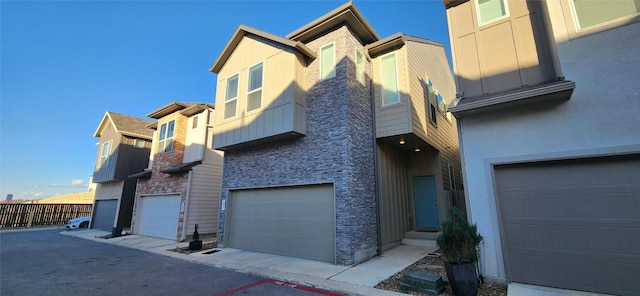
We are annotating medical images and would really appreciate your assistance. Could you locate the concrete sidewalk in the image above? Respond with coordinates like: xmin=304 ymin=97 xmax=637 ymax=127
xmin=61 ymin=229 xmax=437 ymax=296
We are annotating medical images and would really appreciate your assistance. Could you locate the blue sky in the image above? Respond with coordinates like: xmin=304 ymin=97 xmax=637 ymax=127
xmin=1 ymin=0 xmax=451 ymax=200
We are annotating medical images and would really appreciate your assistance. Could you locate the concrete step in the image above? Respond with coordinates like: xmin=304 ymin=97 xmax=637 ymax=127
xmin=402 ymin=238 xmax=438 ymax=248
xmin=404 ymin=231 xmax=441 ymax=240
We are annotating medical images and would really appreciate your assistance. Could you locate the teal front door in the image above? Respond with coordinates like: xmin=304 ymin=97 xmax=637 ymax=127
xmin=413 ymin=176 xmax=439 ymax=229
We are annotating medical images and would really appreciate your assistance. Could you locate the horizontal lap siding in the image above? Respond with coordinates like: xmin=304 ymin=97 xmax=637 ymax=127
xmin=373 ymin=47 xmax=411 ymax=138
xmin=186 ymin=163 xmax=222 ymax=235
xmin=407 ymin=41 xmax=461 ymax=190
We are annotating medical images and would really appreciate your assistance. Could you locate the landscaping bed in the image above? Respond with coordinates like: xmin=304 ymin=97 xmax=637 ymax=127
xmin=375 ymin=251 xmax=507 ymax=296
xmin=168 ymin=242 xmax=216 ymax=254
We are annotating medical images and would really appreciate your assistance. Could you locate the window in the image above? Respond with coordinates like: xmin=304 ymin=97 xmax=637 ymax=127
xmin=134 ymin=138 xmax=146 ymax=148
xmin=477 ymin=0 xmax=508 ymax=25
xmin=448 ymin=163 xmax=456 ymax=190
xmin=355 ymin=48 xmax=365 ymax=84
xmin=224 ymin=74 xmax=239 ymax=119
xmin=437 ymin=93 xmax=446 ymax=113
xmin=99 ymin=141 xmax=111 ymax=167
xmin=381 ymin=53 xmax=399 ymax=106
xmin=158 ymin=120 xmax=175 ymax=153
xmin=571 ymin=0 xmax=640 ymax=30
xmin=247 ymin=62 xmax=263 ymax=112
xmin=320 ymin=43 xmax=335 ymax=80
xmin=192 ymin=116 xmax=198 ymax=129
xmin=427 ymin=79 xmax=438 ymax=124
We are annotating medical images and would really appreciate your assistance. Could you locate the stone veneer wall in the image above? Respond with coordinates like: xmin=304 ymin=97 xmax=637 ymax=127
xmin=132 ymin=112 xmax=189 ymax=241
xmin=217 ymin=25 xmax=377 ymax=265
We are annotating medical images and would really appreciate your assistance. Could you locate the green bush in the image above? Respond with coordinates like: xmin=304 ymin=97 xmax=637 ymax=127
xmin=437 ymin=208 xmax=482 ymax=263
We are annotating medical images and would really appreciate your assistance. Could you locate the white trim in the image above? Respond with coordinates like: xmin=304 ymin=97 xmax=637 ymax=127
xmin=319 ymin=42 xmax=336 ymax=80
xmin=476 ymin=0 xmax=510 ymax=27
xmin=380 ymin=52 xmax=400 ymax=107
xmin=245 ymin=60 xmax=264 ymax=114
xmin=99 ymin=140 xmax=112 ymax=167
xmin=223 ymin=72 xmax=240 ymax=120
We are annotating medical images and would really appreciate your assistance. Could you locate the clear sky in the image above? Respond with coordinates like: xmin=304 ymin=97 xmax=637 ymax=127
xmin=1 ymin=0 xmax=452 ymax=200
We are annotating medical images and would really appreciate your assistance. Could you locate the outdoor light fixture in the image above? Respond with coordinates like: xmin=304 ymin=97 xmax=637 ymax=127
xmin=414 ymin=147 xmax=421 ymax=152
xmin=399 ymin=138 xmax=406 ymax=145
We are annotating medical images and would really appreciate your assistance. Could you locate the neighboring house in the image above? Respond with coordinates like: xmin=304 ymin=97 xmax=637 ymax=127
xmin=31 ymin=192 xmax=94 ymax=204
xmin=129 ymin=102 xmax=223 ymax=241
xmin=210 ymin=2 xmax=460 ymax=265
xmin=444 ymin=0 xmax=640 ymax=295
xmin=91 ymin=112 xmax=154 ymax=231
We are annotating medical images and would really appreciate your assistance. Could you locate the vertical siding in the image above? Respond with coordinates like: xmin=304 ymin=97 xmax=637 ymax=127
xmin=373 ymin=48 xmax=412 ymax=138
xmin=114 ymin=138 xmax=152 ymax=180
xmin=377 ymin=143 xmax=411 ymax=249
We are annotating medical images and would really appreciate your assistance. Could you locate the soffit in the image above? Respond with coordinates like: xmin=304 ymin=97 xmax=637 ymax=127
xmin=286 ymin=2 xmax=379 ymax=44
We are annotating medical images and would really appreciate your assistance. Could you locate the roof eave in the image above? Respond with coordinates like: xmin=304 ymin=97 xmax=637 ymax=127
xmin=93 ymin=112 xmax=112 ymax=138
xmin=147 ymin=102 xmax=190 ymax=119
xmin=210 ymin=25 xmax=316 ymax=74
xmin=366 ymin=33 xmax=405 ymax=58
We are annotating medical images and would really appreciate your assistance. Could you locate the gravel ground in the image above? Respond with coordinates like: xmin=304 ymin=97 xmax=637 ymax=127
xmin=375 ymin=251 xmax=507 ymax=296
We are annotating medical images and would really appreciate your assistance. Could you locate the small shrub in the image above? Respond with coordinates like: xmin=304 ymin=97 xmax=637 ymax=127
xmin=437 ymin=208 xmax=482 ymax=263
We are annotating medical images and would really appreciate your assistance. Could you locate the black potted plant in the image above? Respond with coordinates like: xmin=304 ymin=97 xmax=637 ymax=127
xmin=188 ymin=224 xmax=202 ymax=251
xmin=436 ymin=208 xmax=483 ymax=296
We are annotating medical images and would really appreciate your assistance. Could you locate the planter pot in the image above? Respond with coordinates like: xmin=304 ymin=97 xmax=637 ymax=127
xmin=112 ymin=227 xmax=123 ymax=238
xmin=444 ymin=262 xmax=479 ymax=296
xmin=189 ymin=240 xmax=202 ymax=251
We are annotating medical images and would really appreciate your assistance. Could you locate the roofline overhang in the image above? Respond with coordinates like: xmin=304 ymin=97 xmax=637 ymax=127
xmin=210 ymin=25 xmax=317 ymax=74
xmin=147 ymin=102 xmax=192 ymax=119
xmin=443 ymin=0 xmax=468 ymax=9
xmin=180 ymin=103 xmax=215 ymax=117
xmin=286 ymin=2 xmax=379 ymax=44
xmin=93 ymin=112 xmax=111 ymax=138
xmin=366 ymin=33 xmax=445 ymax=58
xmin=161 ymin=160 xmax=202 ymax=174
xmin=449 ymin=80 xmax=576 ymax=117
xmin=128 ymin=169 xmax=152 ymax=179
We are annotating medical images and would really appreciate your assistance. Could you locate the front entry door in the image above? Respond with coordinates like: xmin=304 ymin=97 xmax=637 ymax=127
xmin=413 ymin=176 xmax=439 ymax=230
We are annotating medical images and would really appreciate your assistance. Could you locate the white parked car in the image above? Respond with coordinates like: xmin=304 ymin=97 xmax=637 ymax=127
xmin=66 ymin=216 xmax=91 ymax=229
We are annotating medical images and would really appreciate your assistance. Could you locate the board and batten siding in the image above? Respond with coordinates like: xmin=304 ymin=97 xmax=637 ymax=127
xmin=447 ymin=0 xmax=556 ymax=98
xmin=213 ymin=36 xmax=306 ymax=149
xmin=376 ymin=142 xmax=412 ymax=250
xmin=373 ymin=47 xmax=412 ymax=138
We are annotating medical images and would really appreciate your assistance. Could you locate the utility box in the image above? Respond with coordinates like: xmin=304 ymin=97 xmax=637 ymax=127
xmin=400 ymin=270 xmax=446 ymax=295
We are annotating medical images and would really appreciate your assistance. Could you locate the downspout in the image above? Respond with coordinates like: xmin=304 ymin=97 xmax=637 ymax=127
xmin=180 ymin=169 xmax=193 ymax=242
xmin=370 ymin=75 xmax=382 ymax=255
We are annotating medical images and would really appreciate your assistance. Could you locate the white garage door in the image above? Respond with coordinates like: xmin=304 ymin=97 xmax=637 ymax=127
xmin=137 ymin=194 xmax=181 ymax=240
xmin=495 ymin=154 xmax=640 ymax=296
xmin=227 ymin=184 xmax=336 ymax=263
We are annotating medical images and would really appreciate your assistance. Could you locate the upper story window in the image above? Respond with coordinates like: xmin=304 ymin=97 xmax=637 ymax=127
xmin=192 ymin=115 xmax=198 ymax=129
xmin=133 ymin=138 xmax=146 ymax=148
xmin=158 ymin=120 xmax=175 ymax=153
xmin=224 ymin=74 xmax=239 ymax=119
xmin=355 ymin=48 xmax=365 ymax=84
xmin=571 ymin=0 xmax=640 ymax=30
xmin=99 ymin=141 xmax=111 ymax=167
xmin=247 ymin=62 xmax=263 ymax=112
xmin=427 ymin=79 xmax=437 ymax=125
xmin=320 ymin=43 xmax=336 ymax=80
xmin=477 ymin=0 xmax=509 ymax=25
xmin=381 ymin=52 xmax=400 ymax=106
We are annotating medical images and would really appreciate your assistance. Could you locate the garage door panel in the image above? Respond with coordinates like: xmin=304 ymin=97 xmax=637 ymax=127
xmin=137 ymin=194 xmax=181 ymax=240
xmin=93 ymin=199 xmax=117 ymax=231
xmin=227 ymin=184 xmax=335 ymax=263
xmin=496 ymin=154 xmax=640 ymax=295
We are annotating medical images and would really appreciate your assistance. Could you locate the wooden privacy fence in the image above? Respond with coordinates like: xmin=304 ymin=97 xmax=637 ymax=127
xmin=0 ymin=204 xmax=92 ymax=228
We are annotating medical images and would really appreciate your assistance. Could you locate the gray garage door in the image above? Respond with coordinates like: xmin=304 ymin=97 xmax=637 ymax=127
xmin=227 ymin=184 xmax=336 ymax=263
xmin=495 ymin=154 xmax=640 ymax=296
xmin=92 ymin=199 xmax=118 ymax=231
